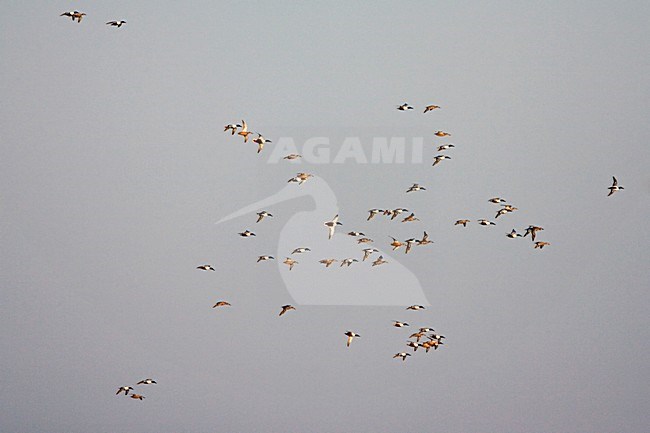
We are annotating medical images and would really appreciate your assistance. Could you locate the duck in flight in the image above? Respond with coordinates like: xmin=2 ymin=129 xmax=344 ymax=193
xmin=434 ymin=131 xmax=451 ymax=137
xmin=394 ymin=352 xmax=412 ymax=361
xmin=455 ymin=219 xmax=470 ymax=227
xmin=136 ymin=379 xmax=156 ymax=385
xmin=196 ymin=264 xmax=215 ymax=271
xmin=362 ymin=248 xmax=379 ymax=261
xmin=253 ymin=133 xmax=271 ymax=154
xmin=279 ymin=305 xmax=296 ymax=316
xmin=116 ymin=386 xmax=133 ymax=395
xmin=106 ymin=20 xmax=127 ymax=27
xmin=524 ymin=225 xmax=544 ymax=241
xmin=324 ymin=214 xmax=342 ymax=239
xmin=402 ymin=213 xmax=419 ymax=223
xmin=607 ymin=176 xmax=624 ymax=196
xmin=61 ymin=11 xmax=86 ymax=22
xmin=406 ymin=183 xmax=426 ymax=193
xmin=319 ymin=258 xmax=337 ymax=267
xmin=237 ymin=120 xmax=253 ymax=142
xmin=224 ymin=124 xmax=239 ymax=135
xmin=397 ymin=103 xmax=414 ymax=111
xmin=340 ymin=258 xmax=358 ymax=267
xmin=432 ymin=155 xmax=451 ymax=167
xmin=283 ymin=154 xmax=301 ymax=160
xmin=437 ymin=144 xmax=455 ymax=151
xmin=345 ymin=331 xmax=360 ymax=347
xmin=423 ymin=105 xmax=441 ymax=113
xmin=283 ymin=258 xmax=298 ymax=270
xmin=288 ymin=172 xmax=313 ymax=185
xmin=256 ymin=210 xmax=273 ymax=223
xmin=257 ymin=255 xmax=274 ymax=262
xmin=416 ymin=231 xmax=433 ymax=245
xmin=212 ymin=301 xmax=231 ymax=308
xmin=534 ymin=241 xmax=550 ymax=249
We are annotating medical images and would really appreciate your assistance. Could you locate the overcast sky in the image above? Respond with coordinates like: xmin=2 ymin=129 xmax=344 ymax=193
xmin=1 ymin=1 xmax=649 ymax=433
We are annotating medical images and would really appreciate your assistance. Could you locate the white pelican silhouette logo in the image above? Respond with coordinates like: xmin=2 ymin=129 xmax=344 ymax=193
xmin=216 ymin=176 xmax=429 ymax=306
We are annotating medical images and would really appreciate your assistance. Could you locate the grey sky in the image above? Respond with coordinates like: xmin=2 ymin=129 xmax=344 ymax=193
xmin=1 ymin=1 xmax=649 ymax=432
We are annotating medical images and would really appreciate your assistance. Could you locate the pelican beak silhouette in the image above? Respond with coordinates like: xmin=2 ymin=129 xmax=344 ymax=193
xmin=215 ymin=176 xmax=336 ymax=225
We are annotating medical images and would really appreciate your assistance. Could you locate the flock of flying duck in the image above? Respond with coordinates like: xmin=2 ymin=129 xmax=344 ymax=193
xmin=59 ymin=10 xmax=626 ymax=395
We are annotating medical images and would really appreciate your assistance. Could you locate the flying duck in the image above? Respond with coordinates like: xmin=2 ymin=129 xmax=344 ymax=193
xmin=212 ymin=301 xmax=231 ymax=308
xmin=291 ymin=247 xmax=311 ymax=254
xmin=423 ymin=105 xmax=441 ymax=113
xmin=106 ymin=20 xmax=127 ymax=27
xmin=524 ymin=225 xmax=544 ymax=241
xmin=607 ymin=176 xmax=624 ymax=196
xmin=409 ymin=331 xmax=426 ymax=342
xmin=238 ymin=230 xmax=256 ymax=237
xmin=256 ymin=210 xmax=273 ymax=223
xmin=345 ymin=331 xmax=360 ymax=347
xmin=393 ymin=321 xmax=409 ymax=327
xmin=434 ymin=131 xmax=451 ymax=137
xmin=347 ymin=231 xmax=365 ymax=237
xmin=116 ymin=386 xmax=133 ymax=395
xmin=357 ymin=237 xmax=374 ymax=244
xmin=196 ymin=264 xmax=215 ymax=271
xmin=324 ymin=214 xmax=342 ymax=239
xmin=404 ymin=238 xmax=417 ymax=254
xmin=390 ymin=208 xmax=409 ymax=220
xmin=432 ymin=155 xmax=451 ymax=167
xmin=61 ymin=11 xmax=86 ymax=22
xmin=416 ymin=231 xmax=433 ymax=245
xmin=283 ymin=154 xmax=302 ymax=160
xmin=534 ymin=241 xmax=550 ymax=249
xmin=402 ymin=213 xmax=419 ymax=223
xmin=406 ymin=341 xmax=421 ymax=351
xmin=136 ymin=379 xmax=156 ymax=385
xmin=406 ymin=183 xmax=426 ymax=193
xmin=252 ymin=133 xmax=271 ymax=153
xmin=393 ymin=352 xmax=412 ymax=361
xmin=130 ymin=394 xmax=145 ymax=400
xmin=367 ymin=209 xmax=383 ymax=221
xmin=288 ymin=172 xmax=313 ymax=185
xmin=495 ymin=208 xmax=510 ymax=219
xmin=371 ymin=255 xmax=387 ymax=266
xmin=361 ymin=248 xmax=379 ymax=261
xmin=319 ymin=258 xmax=337 ymax=267
xmin=454 ymin=219 xmax=470 ymax=227
xmin=237 ymin=120 xmax=253 ymax=142
xmin=477 ymin=219 xmax=496 ymax=226
xmin=397 ymin=103 xmax=414 ymax=111
xmin=437 ymin=144 xmax=455 ymax=151
xmin=488 ymin=197 xmax=507 ymax=204
xmin=279 ymin=305 xmax=296 ymax=316
xmin=224 ymin=124 xmax=239 ymax=135
xmin=406 ymin=305 xmax=425 ymax=311
xmin=340 ymin=258 xmax=358 ymax=267
xmin=389 ymin=237 xmax=404 ymax=251
xmin=257 ymin=255 xmax=275 ymax=262
xmin=283 ymin=257 xmax=298 ymax=270
xmin=506 ymin=229 xmax=522 ymax=238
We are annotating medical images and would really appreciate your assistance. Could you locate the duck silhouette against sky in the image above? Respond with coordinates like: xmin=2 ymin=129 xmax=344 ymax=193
xmin=216 ymin=176 xmax=429 ymax=306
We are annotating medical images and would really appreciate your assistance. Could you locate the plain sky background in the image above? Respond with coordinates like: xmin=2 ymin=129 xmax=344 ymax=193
xmin=1 ymin=1 xmax=649 ymax=432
